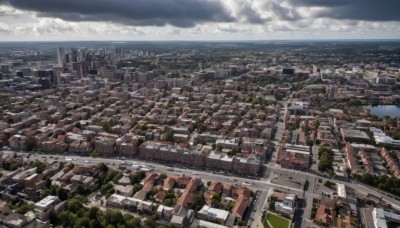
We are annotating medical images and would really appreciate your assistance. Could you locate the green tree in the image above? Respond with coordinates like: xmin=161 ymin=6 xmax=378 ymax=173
xmin=130 ymin=171 xmax=146 ymax=184
xmin=98 ymin=163 xmax=109 ymax=173
xmin=25 ymin=137 xmax=36 ymax=151
xmin=15 ymin=204 xmax=34 ymax=214
xmin=91 ymin=149 xmax=100 ymax=158
xmin=228 ymin=201 xmax=235 ymax=209
xmin=306 ymin=138 xmax=314 ymax=147
xmin=159 ymin=173 xmax=167 ymax=180
xmin=199 ymin=138 xmax=206 ymax=145
xmin=45 ymin=177 xmax=52 ymax=189
xmin=124 ymin=214 xmax=140 ymax=227
xmin=192 ymin=195 xmax=205 ymax=210
xmin=57 ymin=211 xmax=74 ymax=227
xmin=103 ymin=122 xmax=112 ymax=133
xmin=105 ymin=209 xmax=123 ymax=226
xmin=68 ymin=198 xmax=83 ymax=213
xmin=74 ymin=217 xmax=91 ymax=228
xmin=133 ymin=184 xmax=143 ymax=193
xmin=40 ymin=189 xmax=52 ymax=199
xmin=68 ymin=163 xmax=75 ymax=170
xmin=88 ymin=207 xmax=99 ymax=220
xmin=89 ymin=219 xmax=101 ymax=228
xmin=33 ymin=160 xmax=46 ymax=173
xmin=163 ymin=198 xmax=172 ymax=206
xmin=318 ymin=147 xmax=334 ymax=172
xmin=324 ymin=180 xmax=334 ymax=188
xmin=211 ymin=193 xmax=221 ymax=207
xmin=165 ymin=130 xmax=174 ymax=142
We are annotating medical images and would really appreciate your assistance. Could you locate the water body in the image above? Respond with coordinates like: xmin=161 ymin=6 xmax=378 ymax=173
xmin=364 ymin=105 xmax=400 ymax=118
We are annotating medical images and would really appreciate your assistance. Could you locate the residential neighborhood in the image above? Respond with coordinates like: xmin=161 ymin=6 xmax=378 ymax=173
xmin=0 ymin=41 xmax=399 ymax=227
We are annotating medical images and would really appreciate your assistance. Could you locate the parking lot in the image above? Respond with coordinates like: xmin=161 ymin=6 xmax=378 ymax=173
xmin=270 ymin=169 xmax=308 ymax=190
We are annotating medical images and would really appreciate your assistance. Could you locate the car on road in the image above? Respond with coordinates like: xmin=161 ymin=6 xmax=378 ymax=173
xmin=84 ymin=160 xmax=90 ymax=163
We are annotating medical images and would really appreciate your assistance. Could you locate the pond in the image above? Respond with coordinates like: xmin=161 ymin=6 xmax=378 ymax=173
xmin=363 ymin=105 xmax=400 ymax=118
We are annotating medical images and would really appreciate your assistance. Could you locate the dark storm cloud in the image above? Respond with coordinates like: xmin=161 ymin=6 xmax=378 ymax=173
xmin=291 ymin=0 xmax=400 ymax=21
xmin=0 ymin=0 xmax=399 ymax=29
xmin=0 ymin=0 xmax=235 ymax=27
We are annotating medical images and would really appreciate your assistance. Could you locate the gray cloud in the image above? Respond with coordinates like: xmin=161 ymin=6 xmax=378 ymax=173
xmin=0 ymin=0 xmax=399 ymax=31
xmin=291 ymin=0 xmax=400 ymax=21
xmin=0 ymin=0 xmax=234 ymax=27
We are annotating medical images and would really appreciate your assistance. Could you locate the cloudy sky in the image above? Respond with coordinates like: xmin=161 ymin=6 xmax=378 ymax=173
xmin=0 ymin=0 xmax=399 ymax=41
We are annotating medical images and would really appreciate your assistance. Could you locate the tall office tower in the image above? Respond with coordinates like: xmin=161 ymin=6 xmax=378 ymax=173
xmin=76 ymin=61 xmax=88 ymax=78
xmin=33 ymin=69 xmax=46 ymax=78
xmin=71 ymin=48 xmax=78 ymax=62
xmin=56 ymin=47 xmax=66 ymax=67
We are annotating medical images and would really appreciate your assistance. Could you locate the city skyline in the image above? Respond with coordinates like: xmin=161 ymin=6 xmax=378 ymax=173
xmin=0 ymin=0 xmax=399 ymax=41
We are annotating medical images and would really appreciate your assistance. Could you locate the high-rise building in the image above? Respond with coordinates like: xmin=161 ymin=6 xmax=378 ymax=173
xmin=71 ymin=48 xmax=78 ymax=63
xmin=33 ymin=69 xmax=46 ymax=78
xmin=56 ymin=47 xmax=66 ymax=67
xmin=0 ymin=64 xmax=9 ymax=74
xmin=76 ymin=61 xmax=88 ymax=78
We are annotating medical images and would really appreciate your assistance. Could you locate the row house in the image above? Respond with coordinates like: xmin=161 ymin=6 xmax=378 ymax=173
xmin=381 ymin=148 xmax=400 ymax=178
xmin=9 ymin=135 xmax=27 ymax=150
xmin=232 ymin=157 xmax=261 ymax=176
xmin=359 ymin=150 xmax=374 ymax=174
xmin=206 ymin=154 xmax=233 ymax=172
xmin=68 ymin=140 xmax=92 ymax=154
xmin=116 ymin=133 xmax=139 ymax=157
xmin=344 ymin=144 xmax=363 ymax=175
xmin=140 ymin=142 xmax=261 ymax=176
xmin=95 ymin=137 xmax=116 ymax=156
xmin=231 ymin=193 xmax=249 ymax=219
xmin=41 ymin=140 xmax=68 ymax=153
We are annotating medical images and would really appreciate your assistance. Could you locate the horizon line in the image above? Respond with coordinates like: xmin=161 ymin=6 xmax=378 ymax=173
xmin=1 ymin=38 xmax=400 ymax=43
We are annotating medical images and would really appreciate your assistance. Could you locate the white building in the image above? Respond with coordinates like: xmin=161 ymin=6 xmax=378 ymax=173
xmin=372 ymin=208 xmax=388 ymax=228
xmin=57 ymin=47 xmax=66 ymax=67
xmin=197 ymin=205 xmax=230 ymax=225
xmin=34 ymin=195 xmax=60 ymax=221
xmin=275 ymin=194 xmax=297 ymax=218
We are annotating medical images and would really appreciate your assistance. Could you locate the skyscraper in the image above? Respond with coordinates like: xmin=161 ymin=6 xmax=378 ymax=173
xmin=56 ymin=47 xmax=66 ymax=67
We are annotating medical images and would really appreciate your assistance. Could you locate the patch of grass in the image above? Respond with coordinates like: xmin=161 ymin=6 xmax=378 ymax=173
xmin=264 ymin=213 xmax=289 ymax=228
